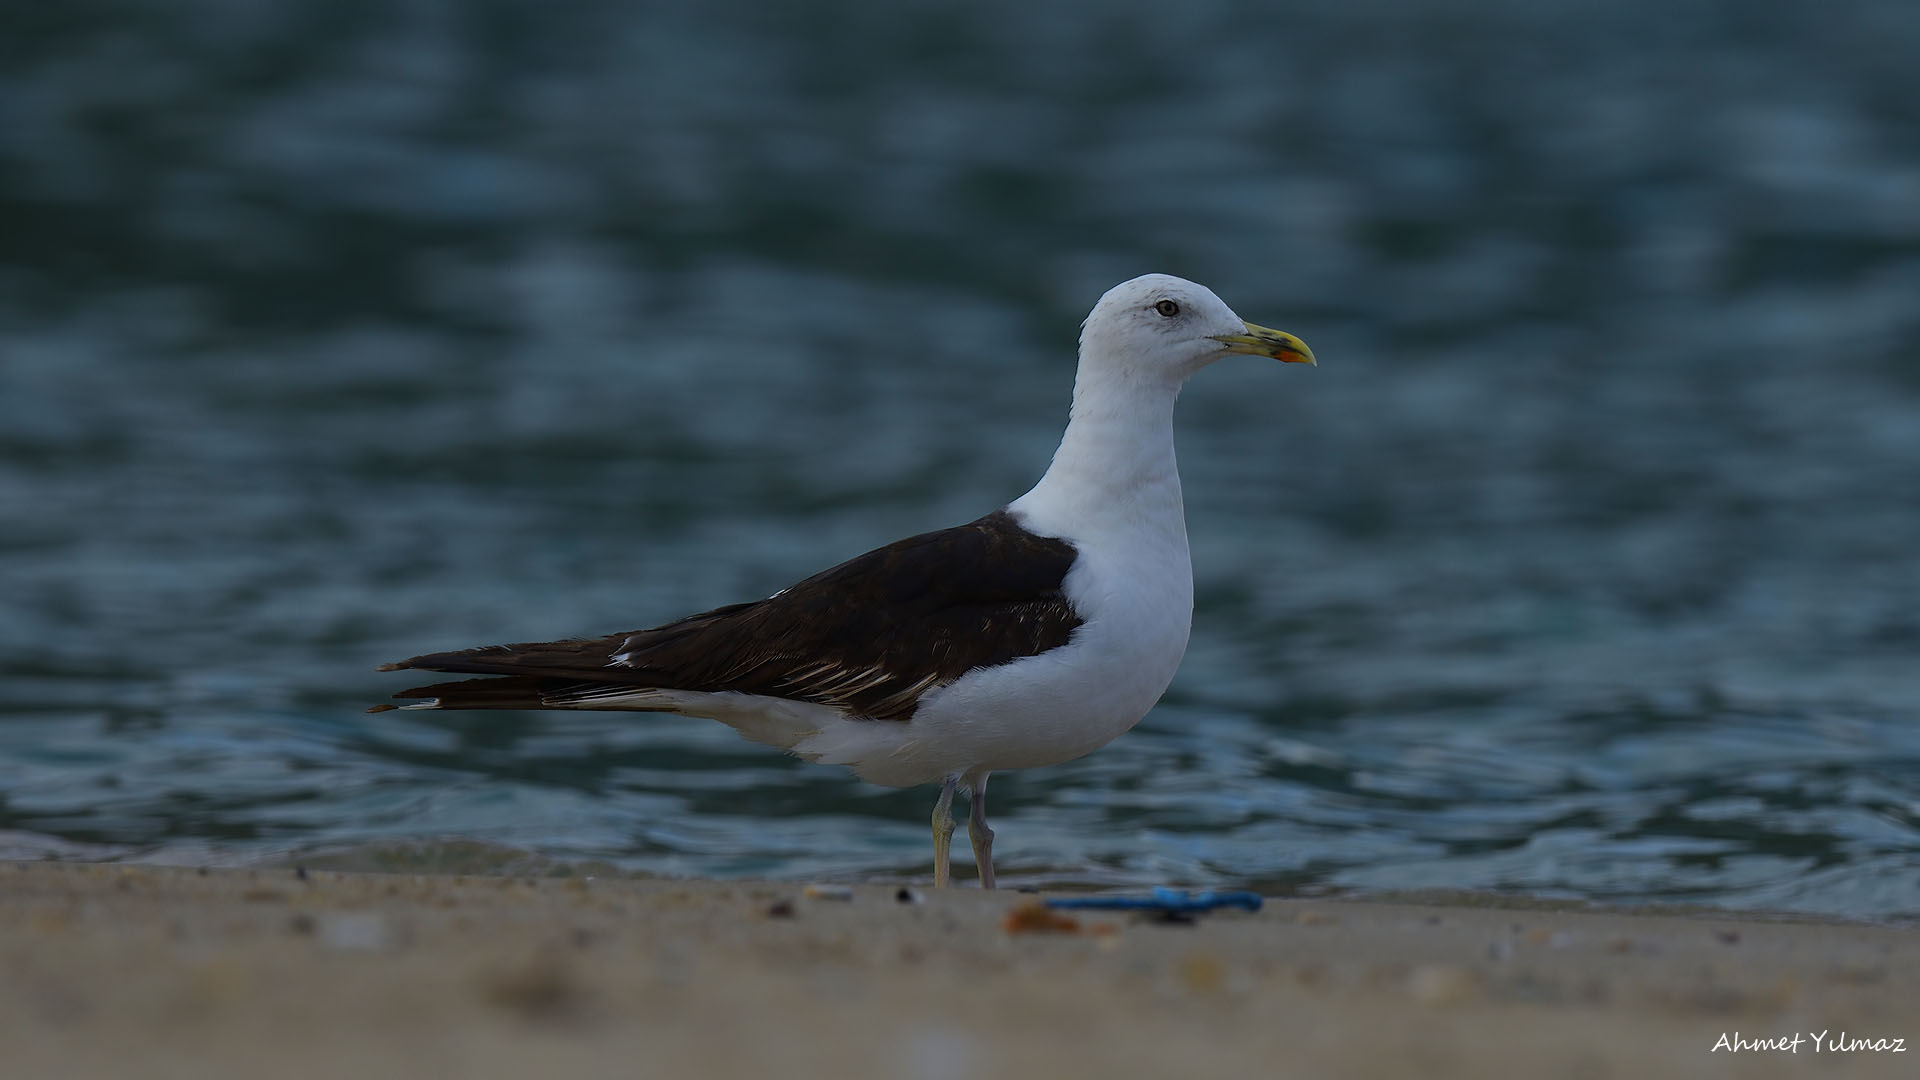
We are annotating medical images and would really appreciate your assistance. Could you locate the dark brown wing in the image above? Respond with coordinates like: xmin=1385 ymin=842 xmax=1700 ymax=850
xmin=374 ymin=510 xmax=1082 ymax=720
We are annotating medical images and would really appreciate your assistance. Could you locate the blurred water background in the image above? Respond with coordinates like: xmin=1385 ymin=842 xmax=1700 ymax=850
xmin=2 ymin=0 xmax=1918 ymax=918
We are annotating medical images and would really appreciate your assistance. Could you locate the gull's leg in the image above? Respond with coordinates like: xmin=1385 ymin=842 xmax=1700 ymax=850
xmin=931 ymin=774 xmax=958 ymax=888
xmin=967 ymin=771 xmax=996 ymax=890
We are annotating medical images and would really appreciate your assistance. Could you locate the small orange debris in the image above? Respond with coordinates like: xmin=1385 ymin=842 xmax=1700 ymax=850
xmin=1001 ymin=901 xmax=1081 ymax=934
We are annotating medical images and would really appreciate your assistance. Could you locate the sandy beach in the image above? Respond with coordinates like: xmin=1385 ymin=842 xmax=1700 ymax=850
xmin=0 ymin=862 xmax=1911 ymax=1079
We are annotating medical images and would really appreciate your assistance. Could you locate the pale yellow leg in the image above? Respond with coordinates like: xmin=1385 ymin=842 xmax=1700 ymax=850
xmin=968 ymin=772 xmax=996 ymax=890
xmin=930 ymin=775 xmax=958 ymax=888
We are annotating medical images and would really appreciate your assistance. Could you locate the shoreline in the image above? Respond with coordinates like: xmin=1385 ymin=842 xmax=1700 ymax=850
xmin=3 ymin=861 xmax=1912 ymax=1079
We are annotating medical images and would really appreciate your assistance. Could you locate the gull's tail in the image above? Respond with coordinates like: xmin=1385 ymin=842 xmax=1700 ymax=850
xmin=368 ymin=636 xmax=672 ymax=713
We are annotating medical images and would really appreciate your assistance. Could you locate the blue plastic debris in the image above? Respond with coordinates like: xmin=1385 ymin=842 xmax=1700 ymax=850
xmin=1042 ymin=887 xmax=1263 ymax=914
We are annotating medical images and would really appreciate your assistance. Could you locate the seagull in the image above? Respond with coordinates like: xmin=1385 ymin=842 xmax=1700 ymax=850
xmin=372 ymin=274 xmax=1314 ymax=888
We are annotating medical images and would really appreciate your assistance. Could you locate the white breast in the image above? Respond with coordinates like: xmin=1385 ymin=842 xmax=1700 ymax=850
xmin=812 ymin=484 xmax=1192 ymax=787
xmin=935 ymin=525 xmax=1192 ymax=754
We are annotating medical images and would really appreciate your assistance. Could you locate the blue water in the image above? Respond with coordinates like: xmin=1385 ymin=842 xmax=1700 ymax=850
xmin=2 ymin=0 xmax=1918 ymax=918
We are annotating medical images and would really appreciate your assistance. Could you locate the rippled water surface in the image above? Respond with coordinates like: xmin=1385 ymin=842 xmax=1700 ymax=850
xmin=3 ymin=0 xmax=1918 ymax=917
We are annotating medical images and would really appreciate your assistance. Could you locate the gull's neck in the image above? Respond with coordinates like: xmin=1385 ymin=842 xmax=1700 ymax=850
xmin=1009 ymin=367 xmax=1188 ymax=543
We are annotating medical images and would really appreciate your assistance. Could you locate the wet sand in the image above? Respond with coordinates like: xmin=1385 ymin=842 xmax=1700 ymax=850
xmin=2 ymin=862 xmax=1911 ymax=1079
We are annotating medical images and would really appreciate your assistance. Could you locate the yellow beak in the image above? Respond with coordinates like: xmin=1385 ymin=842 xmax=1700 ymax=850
xmin=1211 ymin=321 xmax=1316 ymax=365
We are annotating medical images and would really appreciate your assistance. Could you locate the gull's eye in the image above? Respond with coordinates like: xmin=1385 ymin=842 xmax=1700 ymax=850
xmin=1154 ymin=299 xmax=1180 ymax=317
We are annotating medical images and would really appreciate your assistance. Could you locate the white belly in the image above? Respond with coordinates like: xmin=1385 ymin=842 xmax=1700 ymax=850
xmin=793 ymin=526 xmax=1194 ymax=788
